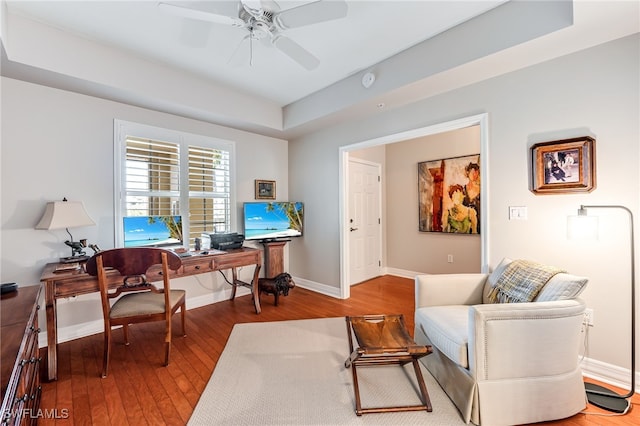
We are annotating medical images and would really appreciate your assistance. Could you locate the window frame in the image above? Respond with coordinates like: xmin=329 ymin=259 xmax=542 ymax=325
xmin=113 ymin=119 xmax=236 ymax=249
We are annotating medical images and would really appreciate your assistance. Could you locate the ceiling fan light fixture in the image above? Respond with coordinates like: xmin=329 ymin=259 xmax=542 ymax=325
xmin=161 ymin=0 xmax=347 ymax=70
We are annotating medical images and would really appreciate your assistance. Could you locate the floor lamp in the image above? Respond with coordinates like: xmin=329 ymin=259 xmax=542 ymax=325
xmin=568 ymin=205 xmax=635 ymax=413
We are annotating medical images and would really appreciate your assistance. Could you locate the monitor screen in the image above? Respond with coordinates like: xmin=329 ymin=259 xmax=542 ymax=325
xmin=123 ymin=215 xmax=183 ymax=248
xmin=243 ymin=202 xmax=303 ymax=241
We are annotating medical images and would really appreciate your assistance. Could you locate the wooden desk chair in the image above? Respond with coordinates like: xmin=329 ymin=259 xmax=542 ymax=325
xmin=85 ymin=247 xmax=185 ymax=378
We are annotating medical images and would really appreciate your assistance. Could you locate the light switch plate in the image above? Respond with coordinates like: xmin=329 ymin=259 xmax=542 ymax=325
xmin=509 ymin=206 xmax=527 ymax=220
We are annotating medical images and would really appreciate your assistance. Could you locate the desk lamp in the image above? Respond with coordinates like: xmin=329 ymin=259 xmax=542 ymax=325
xmin=567 ymin=205 xmax=635 ymax=414
xmin=36 ymin=198 xmax=96 ymax=263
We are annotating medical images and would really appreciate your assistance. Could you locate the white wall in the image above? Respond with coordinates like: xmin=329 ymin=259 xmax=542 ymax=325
xmin=289 ymin=35 xmax=639 ymax=378
xmin=1 ymin=77 xmax=288 ymax=340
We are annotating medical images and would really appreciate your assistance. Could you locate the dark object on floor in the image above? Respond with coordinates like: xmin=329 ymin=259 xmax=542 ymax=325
xmin=1 ymin=282 xmax=18 ymax=294
xmin=258 ymin=273 xmax=295 ymax=306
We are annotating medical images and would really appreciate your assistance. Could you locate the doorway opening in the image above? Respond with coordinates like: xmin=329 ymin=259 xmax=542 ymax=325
xmin=339 ymin=113 xmax=489 ymax=299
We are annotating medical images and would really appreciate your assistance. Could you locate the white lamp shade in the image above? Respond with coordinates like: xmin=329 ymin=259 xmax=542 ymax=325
xmin=35 ymin=200 xmax=95 ymax=230
xmin=567 ymin=214 xmax=599 ymax=241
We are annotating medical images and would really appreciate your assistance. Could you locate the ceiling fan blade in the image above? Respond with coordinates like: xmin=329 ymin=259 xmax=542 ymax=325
xmin=158 ymin=2 xmax=245 ymax=28
xmin=228 ymin=34 xmax=252 ymax=67
xmin=272 ymin=35 xmax=319 ymax=70
xmin=275 ymin=0 xmax=348 ymax=30
xmin=179 ymin=20 xmax=212 ymax=48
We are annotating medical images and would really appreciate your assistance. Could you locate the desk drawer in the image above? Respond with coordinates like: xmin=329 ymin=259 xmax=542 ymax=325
xmin=213 ymin=251 xmax=261 ymax=270
xmin=182 ymin=259 xmax=213 ymax=276
xmin=145 ymin=266 xmax=180 ymax=283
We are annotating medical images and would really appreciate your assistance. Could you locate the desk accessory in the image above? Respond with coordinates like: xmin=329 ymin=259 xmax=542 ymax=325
xmin=35 ymin=197 xmax=95 ymax=263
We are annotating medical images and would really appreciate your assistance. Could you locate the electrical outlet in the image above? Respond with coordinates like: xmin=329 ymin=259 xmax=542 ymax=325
xmin=447 ymin=254 xmax=454 ymax=263
xmin=584 ymin=308 xmax=594 ymax=326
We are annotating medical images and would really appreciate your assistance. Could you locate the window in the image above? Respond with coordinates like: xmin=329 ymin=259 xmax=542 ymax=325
xmin=114 ymin=120 xmax=235 ymax=248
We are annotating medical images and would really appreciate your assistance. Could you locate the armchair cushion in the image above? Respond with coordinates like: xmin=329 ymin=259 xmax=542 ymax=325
xmin=482 ymin=257 xmax=512 ymax=303
xmin=416 ymin=305 xmax=469 ymax=368
xmin=535 ymin=272 xmax=588 ymax=301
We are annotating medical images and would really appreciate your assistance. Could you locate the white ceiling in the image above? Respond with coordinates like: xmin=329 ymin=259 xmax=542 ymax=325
xmin=4 ymin=0 xmax=506 ymax=106
xmin=1 ymin=1 xmax=639 ymax=138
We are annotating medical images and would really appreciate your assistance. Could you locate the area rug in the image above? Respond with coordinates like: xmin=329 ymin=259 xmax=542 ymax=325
xmin=188 ymin=317 xmax=464 ymax=425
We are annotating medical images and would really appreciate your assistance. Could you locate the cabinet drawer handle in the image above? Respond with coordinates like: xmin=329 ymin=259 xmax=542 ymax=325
xmin=30 ymin=386 xmax=41 ymax=400
xmin=194 ymin=265 xmax=200 ymax=270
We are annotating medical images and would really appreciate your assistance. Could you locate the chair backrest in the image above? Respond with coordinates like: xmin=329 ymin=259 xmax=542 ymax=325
xmin=85 ymin=247 xmax=182 ymax=318
xmin=85 ymin=247 xmax=182 ymax=278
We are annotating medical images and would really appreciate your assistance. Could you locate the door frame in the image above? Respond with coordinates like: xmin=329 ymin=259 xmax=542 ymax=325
xmin=348 ymin=157 xmax=383 ymax=285
xmin=338 ymin=113 xmax=490 ymax=299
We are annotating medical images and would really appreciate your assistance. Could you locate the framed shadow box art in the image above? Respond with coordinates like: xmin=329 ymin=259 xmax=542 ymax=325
xmin=531 ymin=136 xmax=596 ymax=194
xmin=418 ymin=154 xmax=480 ymax=234
xmin=255 ymin=179 xmax=276 ymax=200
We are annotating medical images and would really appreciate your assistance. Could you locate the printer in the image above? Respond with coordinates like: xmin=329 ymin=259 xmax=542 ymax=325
xmin=208 ymin=232 xmax=245 ymax=250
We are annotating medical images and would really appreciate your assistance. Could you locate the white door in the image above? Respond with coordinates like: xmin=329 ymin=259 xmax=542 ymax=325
xmin=348 ymin=159 xmax=382 ymax=285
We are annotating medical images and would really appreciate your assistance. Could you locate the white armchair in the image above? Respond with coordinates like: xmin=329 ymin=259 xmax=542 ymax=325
xmin=414 ymin=259 xmax=588 ymax=425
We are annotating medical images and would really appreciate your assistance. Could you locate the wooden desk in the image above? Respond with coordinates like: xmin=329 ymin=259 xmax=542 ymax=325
xmin=40 ymin=248 xmax=262 ymax=381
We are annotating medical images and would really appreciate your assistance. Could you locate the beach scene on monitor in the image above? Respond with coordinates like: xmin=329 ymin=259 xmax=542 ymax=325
xmin=123 ymin=216 xmax=183 ymax=247
xmin=244 ymin=202 xmax=303 ymax=240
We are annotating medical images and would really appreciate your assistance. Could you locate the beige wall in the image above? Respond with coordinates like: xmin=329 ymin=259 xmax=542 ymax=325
xmin=385 ymin=126 xmax=481 ymax=274
xmin=348 ymin=128 xmax=481 ymax=275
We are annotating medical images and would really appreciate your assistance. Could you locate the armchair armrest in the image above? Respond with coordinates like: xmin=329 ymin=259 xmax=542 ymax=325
xmin=415 ymin=273 xmax=488 ymax=308
xmin=468 ymin=298 xmax=586 ymax=380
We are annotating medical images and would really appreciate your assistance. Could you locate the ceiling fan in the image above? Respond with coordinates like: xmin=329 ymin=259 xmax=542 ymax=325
xmin=158 ymin=0 xmax=348 ymax=70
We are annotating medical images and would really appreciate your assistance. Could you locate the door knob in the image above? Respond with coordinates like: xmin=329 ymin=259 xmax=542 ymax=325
xmin=350 ymin=227 xmax=358 ymax=232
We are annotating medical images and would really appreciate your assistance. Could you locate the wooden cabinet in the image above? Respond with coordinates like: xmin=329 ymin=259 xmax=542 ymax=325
xmin=261 ymin=241 xmax=288 ymax=278
xmin=1 ymin=286 xmax=42 ymax=425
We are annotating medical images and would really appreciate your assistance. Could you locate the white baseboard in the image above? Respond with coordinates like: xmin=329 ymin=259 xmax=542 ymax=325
xmin=294 ymin=276 xmax=343 ymax=299
xmin=383 ymin=267 xmax=426 ymax=280
xmin=581 ymin=356 xmax=640 ymax=393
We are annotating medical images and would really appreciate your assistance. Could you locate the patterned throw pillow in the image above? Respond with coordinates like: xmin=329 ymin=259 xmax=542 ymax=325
xmin=487 ymin=259 xmax=564 ymax=303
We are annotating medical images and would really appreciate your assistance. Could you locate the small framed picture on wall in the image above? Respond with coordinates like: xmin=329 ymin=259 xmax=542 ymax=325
xmin=255 ymin=180 xmax=276 ymax=200
xmin=531 ymin=136 xmax=596 ymax=194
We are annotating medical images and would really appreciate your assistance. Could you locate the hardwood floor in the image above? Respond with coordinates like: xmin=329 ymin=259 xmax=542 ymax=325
xmin=39 ymin=275 xmax=638 ymax=425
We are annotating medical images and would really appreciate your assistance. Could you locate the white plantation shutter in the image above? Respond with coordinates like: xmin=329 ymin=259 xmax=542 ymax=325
xmin=125 ymin=137 xmax=181 ymax=216
xmin=188 ymin=146 xmax=231 ymax=240
xmin=115 ymin=120 xmax=235 ymax=248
